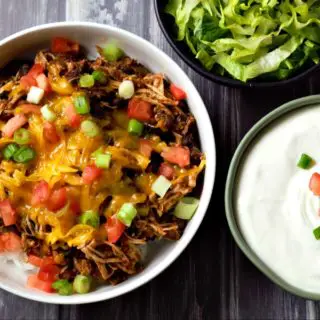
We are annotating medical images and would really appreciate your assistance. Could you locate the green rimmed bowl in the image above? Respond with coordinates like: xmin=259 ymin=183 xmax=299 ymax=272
xmin=225 ymin=94 xmax=320 ymax=300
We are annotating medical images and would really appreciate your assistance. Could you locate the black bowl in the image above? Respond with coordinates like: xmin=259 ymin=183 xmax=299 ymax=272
xmin=154 ymin=0 xmax=320 ymax=88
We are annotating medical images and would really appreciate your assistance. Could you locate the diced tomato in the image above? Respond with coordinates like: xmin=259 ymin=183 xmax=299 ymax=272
xmin=0 ymin=232 xmax=21 ymax=251
xmin=2 ymin=114 xmax=27 ymax=138
xmin=31 ymin=181 xmax=51 ymax=206
xmin=27 ymin=274 xmax=54 ymax=293
xmin=43 ymin=122 xmax=60 ymax=144
xmin=65 ymin=103 xmax=82 ymax=128
xmin=106 ymin=215 xmax=125 ymax=243
xmin=128 ymin=98 xmax=153 ymax=122
xmin=161 ymin=146 xmax=190 ymax=168
xmin=20 ymin=75 xmax=37 ymax=90
xmin=36 ymin=74 xmax=51 ymax=93
xmin=51 ymin=37 xmax=80 ymax=54
xmin=20 ymin=65 xmax=49 ymax=92
xmin=159 ymin=162 xmax=175 ymax=180
xmin=38 ymin=264 xmax=60 ymax=282
xmin=19 ymin=104 xmax=41 ymax=114
xmin=47 ymin=187 xmax=67 ymax=212
xmin=28 ymin=64 xmax=44 ymax=79
xmin=28 ymin=255 xmax=44 ymax=267
xmin=82 ymin=165 xmax=103 ymax=185
xmin=0 ymin=200 xmax=16 ymax=226
xmin=20 ymin=64 xmax=44 ymax=90
xmin=0 ymin=237 xmax=5 ymax=252
xmin=28 ymin=255 xmax=55 ymax=267
xmin=41 ymin=256 xmax=55 ymax=266
xmin=310 ymin=173 xmax=320 ymax=196
xmin=139 ymin=139 xmax=153 ymax=158
xmin=170 ymin=83 xmax=187 ymax=100
xmin=70 ymin=200 xmax=81 ymax=215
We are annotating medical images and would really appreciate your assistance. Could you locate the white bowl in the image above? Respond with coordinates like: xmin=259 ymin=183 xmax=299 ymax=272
xmin=0 ymin=22 xmax=216 ymax=304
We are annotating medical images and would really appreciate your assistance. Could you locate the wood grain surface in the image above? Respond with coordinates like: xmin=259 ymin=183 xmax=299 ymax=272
xmin=1 ymin=1 xmax=320 ymax=319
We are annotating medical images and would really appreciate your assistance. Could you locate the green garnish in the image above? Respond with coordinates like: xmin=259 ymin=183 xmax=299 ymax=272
xmin=3 ymin=143 xmax=19 ymax=160
xmin=128 ymin=119 xmax=144 ymax=136
xmin=13 ymin=146 xmax=36 ymax=163
xmin=79 ymin=210 xmax=100 ymax=228
xmin=14 ymin=128 xmax=30 ymax=145
xmin=73 ymin=95 xmax=90 ymax=114
xmin=297 ymin=153 xmax=314 ymax=169
xmin=313 ymin=226 xmax=320 ymax=240
xmin=41 ymin=104 xmax=57 ymax=122
xmin=73 ymin=275 xmax=92 ymax=294
xmin=151 ymin=175 xmax=172 ymax=198
xmin=92 ymin=70 xmax=107 ymax=84
xmin=79 ymin=74 xmax=95 ymax=88
xmin=102 ymin=43 xmax=124 ymax=62
xmin=95 ymin=153 xmax=111 ymax=169
xmin=52 ymin=280 xmax=73 ymax=296
xmin=173 ymin=197 xmax=199 ymax=220
xmin=81 ymin=120 xmax=101 ymax=138
xmin=116 ymin=203 xmax=137 ymax=227
xmin=91 ymin=147 xmax=104 ymax=159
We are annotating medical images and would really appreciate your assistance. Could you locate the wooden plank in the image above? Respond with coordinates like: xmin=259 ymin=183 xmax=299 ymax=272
xmin=0 ymin=0 xmax=65 ymax=319
xmin=0 ymin=0 xmax=65 ymax=37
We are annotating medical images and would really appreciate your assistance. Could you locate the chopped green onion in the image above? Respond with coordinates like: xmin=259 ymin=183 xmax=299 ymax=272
xmin=73 ymin=275 xmax=92 ymax=294
xmin=13 ymin=146 xmax=36 ymax=163
xmin=14 ymin=128 xmax=30 ymax=145
xmin=92 ymin=70 xmax=107 ymax=84
xmin=313 ymin=226 xmax=320 ymax=240
xmin=73 ymin=95 xmax=90 ymax=114
xmin=41 ymin=104 xmax=57 ymax=122
xmin=79 ymin=210 xmax=100 ymax=228
xmin=95 ymin=153 xmax=111 ymax=169
xmin=297 ymin=153 xmax=314 ymax=169
xmin=79 ymin=74 xmax=95 ymax=88
xmin=151 ymin=175 xmax=172 ymax=198
xmin=117 ymin=203 xmax=137 ymax=227
xmin=3 ymin=143 xmax=19 ymax=160
xmin=91 ymin=147 xmax=104 ymax=159
xmin=118 ymin=80 xmax=135 ymax=99
xmin=128 ymin=119 xmax=144 ymax=136
xmin=81 ymin=120 xmax=101 ymax=138
xmin=52 ymin=280 xmax=73 ymax=296
xmin=173 ymin=197 xmax=199 ymax=220
xmin=102 ymin=43 xmax=124 ymax=62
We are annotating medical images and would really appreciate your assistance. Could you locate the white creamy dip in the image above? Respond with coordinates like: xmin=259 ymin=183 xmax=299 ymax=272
xmin=235 ymin=105 xmax=320 ymax=293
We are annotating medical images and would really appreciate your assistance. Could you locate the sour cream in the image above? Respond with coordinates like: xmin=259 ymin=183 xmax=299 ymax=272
xmin=235 ymin=105 xmax=320 ymax=293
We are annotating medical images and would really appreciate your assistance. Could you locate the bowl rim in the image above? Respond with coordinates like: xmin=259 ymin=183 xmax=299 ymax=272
xmin=225 ymin=94 xmax=320 ymax=300
xmin=154 ymin=0 xmax=320 ymax=88
xmin=0 ymin=21 xmax=216 ymax=304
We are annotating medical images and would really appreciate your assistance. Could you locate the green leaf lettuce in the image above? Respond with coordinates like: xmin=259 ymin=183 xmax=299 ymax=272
xmin=165 ymin=0 xmax=320 ymax=82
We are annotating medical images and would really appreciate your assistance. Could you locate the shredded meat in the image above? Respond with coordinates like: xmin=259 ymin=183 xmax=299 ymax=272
xmin=131 ymin=211 xmax=183 ymax=241
xmin=73 ymin=257 xmax=93 ymax=276
xmin=0 ymin=42 xmax=204 ymax=287
xmin=77 ymin=239 xmax=140 ymax=283
xmin=150 ymin=172 xmax=199 ymax=215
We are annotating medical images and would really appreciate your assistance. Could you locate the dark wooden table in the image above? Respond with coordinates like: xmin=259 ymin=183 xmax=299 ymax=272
xmin=1 ymin=1 xmax=320 ymax=319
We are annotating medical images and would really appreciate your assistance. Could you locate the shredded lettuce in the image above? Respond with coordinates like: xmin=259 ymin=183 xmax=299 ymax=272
xmin=165 ymin=0 xmax=320 ymax=82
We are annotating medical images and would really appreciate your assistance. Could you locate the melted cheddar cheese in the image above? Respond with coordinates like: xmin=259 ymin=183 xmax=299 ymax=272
xmin=0 ymin=89 xmax=154 ymax=246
